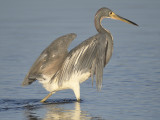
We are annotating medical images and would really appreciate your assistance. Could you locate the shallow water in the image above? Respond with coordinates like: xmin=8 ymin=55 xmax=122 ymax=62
xmin=0 ymin=0 xmax=160 ymax=120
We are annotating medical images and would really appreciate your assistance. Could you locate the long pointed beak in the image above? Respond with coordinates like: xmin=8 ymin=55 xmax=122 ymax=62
xmin=110 ymin=12 xmax=138 ymax=26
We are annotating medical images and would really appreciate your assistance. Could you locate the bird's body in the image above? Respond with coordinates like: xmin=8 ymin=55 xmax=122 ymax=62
xmin=39 ymin=32 xmax=113 ymax=101
xmin=22 ymin=7 xmax=138 ymax=102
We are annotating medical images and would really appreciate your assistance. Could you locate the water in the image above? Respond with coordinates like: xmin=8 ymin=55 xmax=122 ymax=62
xmin=0 ymin=0 xmax=160 ymax=119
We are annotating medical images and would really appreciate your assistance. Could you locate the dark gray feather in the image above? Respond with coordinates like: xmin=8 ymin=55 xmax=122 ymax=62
xmin=51 ymin=33 xmax=113 ymax=90
xmin=22 ymin=33 xmax=76 ymax=86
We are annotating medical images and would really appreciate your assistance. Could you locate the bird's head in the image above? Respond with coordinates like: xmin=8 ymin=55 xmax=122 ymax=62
xmin=96 ymin=7 xmax=138 ymax=26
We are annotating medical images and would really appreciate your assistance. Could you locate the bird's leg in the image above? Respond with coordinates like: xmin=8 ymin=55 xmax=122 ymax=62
xmin=40 ymin=91 xmax=55 ymax=103
xmin=72 ymin=83 xmax=80 ymax=102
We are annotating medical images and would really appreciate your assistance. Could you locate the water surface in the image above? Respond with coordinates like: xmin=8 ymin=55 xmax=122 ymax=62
xmin=0 ymin=0 xmax=160 ymax=120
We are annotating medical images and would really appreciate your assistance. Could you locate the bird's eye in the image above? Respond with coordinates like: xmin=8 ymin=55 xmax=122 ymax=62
xmin=109 ymin=12 xmax=113 ymax=15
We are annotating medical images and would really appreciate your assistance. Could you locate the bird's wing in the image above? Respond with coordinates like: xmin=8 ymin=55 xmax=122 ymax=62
xmin=52 ymin=33 xmax=111 ymax=90
xmin=22 ymin=33 xmax=77 ymax=86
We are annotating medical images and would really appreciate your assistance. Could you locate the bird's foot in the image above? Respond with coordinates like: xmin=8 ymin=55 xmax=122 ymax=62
xmin=77 ymin=99 xmax=81 ymax=103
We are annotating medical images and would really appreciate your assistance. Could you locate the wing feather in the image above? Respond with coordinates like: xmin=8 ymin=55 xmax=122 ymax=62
xmin=95 ymin=41 xmax=106 ymax=90
xmin=22 ymin=33 xmax=76 ymax=86
xmin=52 ymin=33 xmax=111 ymax=90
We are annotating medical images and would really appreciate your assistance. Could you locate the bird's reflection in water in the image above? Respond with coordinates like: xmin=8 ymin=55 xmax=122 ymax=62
xmin=44 ymin=102 xmax=90 ymax=120
xmin=24 ymin=99 xmax=102 ymax=120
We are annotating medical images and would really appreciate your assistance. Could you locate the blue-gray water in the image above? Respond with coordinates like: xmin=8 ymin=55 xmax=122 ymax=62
xmin=0 ymin=0 xmax=160 ymax=120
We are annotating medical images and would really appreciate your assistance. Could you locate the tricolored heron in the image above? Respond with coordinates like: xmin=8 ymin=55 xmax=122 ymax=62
xmin=22 ymin=7 xmax=138 ymax=102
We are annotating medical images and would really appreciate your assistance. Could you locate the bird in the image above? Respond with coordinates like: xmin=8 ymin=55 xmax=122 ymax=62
xmin=22 ymin=7 xmax=138 ymax=103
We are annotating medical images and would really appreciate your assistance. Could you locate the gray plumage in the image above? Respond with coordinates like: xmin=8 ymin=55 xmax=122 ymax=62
xmin=22 ymin=33 xmax=77 ymax=86
xmin=52 ymin=33 xmax=113 ymax=90
xmin=22 ymin=7 xmax=138 ymax=102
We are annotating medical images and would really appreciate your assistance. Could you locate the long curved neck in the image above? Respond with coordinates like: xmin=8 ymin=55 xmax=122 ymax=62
xmin=94 ymin=15 xmax=110 ymax=34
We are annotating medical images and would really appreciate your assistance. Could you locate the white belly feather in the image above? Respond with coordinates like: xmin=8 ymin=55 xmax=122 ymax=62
xmin=39 ymin=72 xmax=91 ymax=92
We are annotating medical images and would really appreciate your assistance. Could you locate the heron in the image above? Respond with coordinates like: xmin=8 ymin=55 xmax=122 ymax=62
xmin=22 ymin=7 xmax=138 ymax=103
